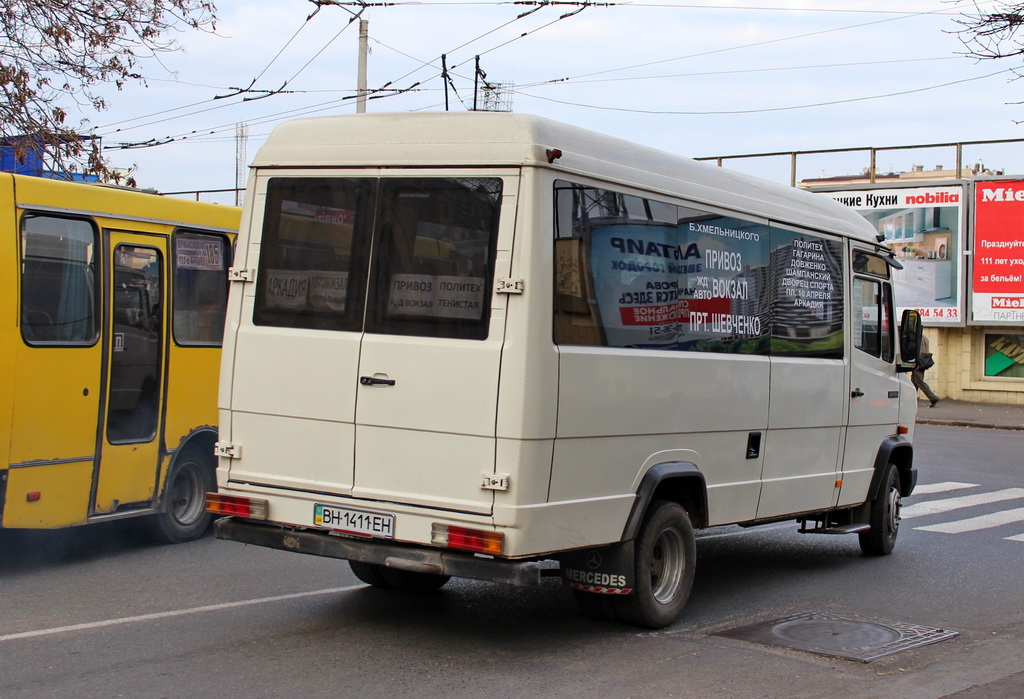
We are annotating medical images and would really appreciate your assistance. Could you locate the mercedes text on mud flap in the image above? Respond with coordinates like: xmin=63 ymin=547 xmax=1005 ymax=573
xmin=208 ymin=113 xmax=921 ymax=628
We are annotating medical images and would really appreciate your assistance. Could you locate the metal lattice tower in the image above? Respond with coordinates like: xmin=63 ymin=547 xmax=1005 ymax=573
xmin=235 ymin=122 xmax=249 ymax=206
xmin=477 ymin=82 xmax=513 ymax=112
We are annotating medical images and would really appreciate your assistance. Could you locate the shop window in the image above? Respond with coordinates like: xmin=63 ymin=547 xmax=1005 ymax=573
xmin=984 ymin=334 xmax=1024 ymax=378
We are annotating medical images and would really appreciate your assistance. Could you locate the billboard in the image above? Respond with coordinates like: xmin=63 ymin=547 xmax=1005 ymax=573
xmin=972 ymin=179 xmax=1024 ymax=324
xmin=820 ymin=185 xmax=966 ymax=326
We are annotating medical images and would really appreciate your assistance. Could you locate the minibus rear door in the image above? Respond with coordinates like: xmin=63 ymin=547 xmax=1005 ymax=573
xmin=352 ymin=173 xmax=516 ymax=515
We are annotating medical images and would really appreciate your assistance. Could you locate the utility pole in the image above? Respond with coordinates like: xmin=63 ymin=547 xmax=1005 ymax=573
xmin=442 ymin=55 xmax=449 ymax=111
xmin=473 ymin=56 xmax=480 ymax=111
xmin=357 ymin=19 xmax=368 ymax=113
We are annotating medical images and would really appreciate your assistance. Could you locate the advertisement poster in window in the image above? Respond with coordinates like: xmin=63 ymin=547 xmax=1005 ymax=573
xmin=586 ymin=217 xmax=768 ymax=352
xmin=821 ymin=185 xmax=965 ymax=326
xmin=972 ymin=180 xmax=1024 ymax=324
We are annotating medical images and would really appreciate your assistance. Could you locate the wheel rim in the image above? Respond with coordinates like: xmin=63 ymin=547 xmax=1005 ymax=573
xmin=169 ymin=462 xmax=205 ymax=525
xmin=885 ymin=483 xmax=901 ymax=538
xmin=649 ymin=526 xmax=686 ymax=604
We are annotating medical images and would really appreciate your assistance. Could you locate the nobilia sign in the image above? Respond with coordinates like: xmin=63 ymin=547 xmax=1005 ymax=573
xmin=824 ymin=186 xmax=965 ymax=326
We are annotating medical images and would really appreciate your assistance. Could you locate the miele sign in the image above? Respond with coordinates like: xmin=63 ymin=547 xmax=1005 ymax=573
xmin=972 ymin=180 xmax=1024 ymax=323
xmin=979 ymin=185 xmax=1024 ymax=202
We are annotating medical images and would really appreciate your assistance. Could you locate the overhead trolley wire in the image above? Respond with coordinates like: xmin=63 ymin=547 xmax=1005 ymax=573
xmin=517 ymin=68 xmax=1016 ymax=115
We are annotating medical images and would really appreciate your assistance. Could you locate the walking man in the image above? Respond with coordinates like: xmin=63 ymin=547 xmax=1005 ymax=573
xmin=913 ymin=333 xmax=940 ymax=407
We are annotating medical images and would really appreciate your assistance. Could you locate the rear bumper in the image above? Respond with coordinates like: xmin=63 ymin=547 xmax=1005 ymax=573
xmin=214 ymin=517 xmax=545 ymax=588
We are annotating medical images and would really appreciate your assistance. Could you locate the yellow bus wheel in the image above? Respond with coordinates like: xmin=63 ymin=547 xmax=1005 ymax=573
xmin=150 ymin=451 xmax=214 ymax=544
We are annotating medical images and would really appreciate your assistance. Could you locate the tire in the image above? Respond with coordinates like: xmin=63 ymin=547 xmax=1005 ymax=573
xmin=349 ymin=560 xmax=450 ymax=593
xmin=349 ymin=560 xmax=393 ymax=588
xmin=149 ymin=452 xmax=215 ymax=544
xmin=859 ymin=463 xmax=902 ymax=556
xmin=610 ymin=500 xmax=696 ymax=629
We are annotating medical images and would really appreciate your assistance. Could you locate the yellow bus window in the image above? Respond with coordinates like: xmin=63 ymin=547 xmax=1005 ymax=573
xmin=173 ymin=231 xmax=231 ymax=345
xmin=20 ymin=215 xmax=98 ymax=344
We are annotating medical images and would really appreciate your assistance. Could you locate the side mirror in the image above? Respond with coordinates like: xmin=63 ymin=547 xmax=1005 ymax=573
xmin=897 ymin=309 xmax=923 ymax=373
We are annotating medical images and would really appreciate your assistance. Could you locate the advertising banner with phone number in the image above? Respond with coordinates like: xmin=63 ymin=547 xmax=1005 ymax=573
xmin=972 ymin=180 xmax=1024 ymax=324
xmin=822 ymin=185 xmax=966 ymax=326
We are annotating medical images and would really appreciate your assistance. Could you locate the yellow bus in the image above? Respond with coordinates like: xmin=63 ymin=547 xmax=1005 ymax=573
xmin=1 ymin=174 xmax=240 ymax=542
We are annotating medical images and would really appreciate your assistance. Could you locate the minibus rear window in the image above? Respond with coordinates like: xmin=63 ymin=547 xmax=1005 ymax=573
xmin=254 ymin=176 xmax=501 ymax=340
xmin=254 ymin=178 xmax=372 ymax=332
xmin=365 ymin=177 xmax=502 ymax=340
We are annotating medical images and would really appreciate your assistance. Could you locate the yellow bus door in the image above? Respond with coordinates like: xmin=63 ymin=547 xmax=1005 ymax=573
xmin=93 ymin=233 xmax=167 ymax=514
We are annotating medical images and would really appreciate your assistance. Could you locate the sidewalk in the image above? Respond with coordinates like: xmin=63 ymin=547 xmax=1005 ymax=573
xmin=915 ymin=398 xmax=1024 ymax=431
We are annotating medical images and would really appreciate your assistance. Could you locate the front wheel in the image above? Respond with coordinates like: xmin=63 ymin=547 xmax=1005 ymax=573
xmin=149 ymin=453 xmax=214 ymax=544
xmin=610 ymin=500 xmax=696 ymax=628
xmin=859 ymin=463 xmax=902 ymax=556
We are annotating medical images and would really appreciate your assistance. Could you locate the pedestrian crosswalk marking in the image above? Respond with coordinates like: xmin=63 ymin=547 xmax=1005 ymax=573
xmin=914 ymin=507 xmax=1024 ymax=534
xmin=906 ymin=483 xmax=1024 ymax=543
xmin=901 ymin=488 xmax=1024 ymax=519
xmin=911 ymin=481 xmax=978 ymax=495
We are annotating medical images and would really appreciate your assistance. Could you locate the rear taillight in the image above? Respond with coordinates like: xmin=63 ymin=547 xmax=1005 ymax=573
xmin=205 ymin=493 xmax=269 ymax=520
xmin=431 ymin=523 xmax=503 ymax=554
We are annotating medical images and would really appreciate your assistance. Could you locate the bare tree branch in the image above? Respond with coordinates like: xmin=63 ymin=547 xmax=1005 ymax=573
xmin=1 ymin=0 xmax=218 ymax=182
xmin=953 ymin=1 xmax=1024 ymax=60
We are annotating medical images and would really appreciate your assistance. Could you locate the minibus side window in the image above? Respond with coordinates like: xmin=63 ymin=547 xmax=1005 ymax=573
xmin=20 ymin=214 xmax=98 ymax=345
xmin=365 ymin=177 xmax=502 ymax=341
xmin=555 ymin=180 xmax=792 ymax=356
xmin=853 ymin=277 xmax=894 ymax=361
xmin=853 ymin=250 xmax=892 ymax=278
xmin=172 ymin=231 xmax=231 ymax=345
xmin=254 ymin=178 xmax=372 ymax=332
xmin=769 ymin=229 xmax=845 ymax=359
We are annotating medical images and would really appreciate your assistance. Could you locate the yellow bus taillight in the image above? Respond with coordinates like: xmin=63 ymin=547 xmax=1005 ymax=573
xmin=205 ymin=493 xmax=269 ymax=520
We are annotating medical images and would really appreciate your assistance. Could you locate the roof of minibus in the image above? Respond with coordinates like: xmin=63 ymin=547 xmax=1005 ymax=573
xmin=3 ymin=173 xmax=239 ymax=231
xmin=254 ymin=112 xmax=879 ymax=245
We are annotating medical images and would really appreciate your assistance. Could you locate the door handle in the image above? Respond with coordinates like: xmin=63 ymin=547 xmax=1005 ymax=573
xmin=851 ymin=388 xmax=864 ymax=398
xmin=360 ymin=376 xmax=396 ymax=387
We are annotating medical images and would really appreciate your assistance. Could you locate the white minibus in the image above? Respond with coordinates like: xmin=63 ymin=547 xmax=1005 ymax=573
xmin=208 ymin=113 xmax=922 ymax=628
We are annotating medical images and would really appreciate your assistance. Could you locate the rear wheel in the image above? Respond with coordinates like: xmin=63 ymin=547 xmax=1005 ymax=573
xmin=349 ymin=561 xmax=450 ymax=593
xmin=349 ymin=560 xmax=392 ymax=588
xmin=859 ymin=463 xmax=902 ymax=556
xmin=150 ymin=452 xmax=214 ymax=544
xmin=609 ymin=500 xmax=696 ymax=628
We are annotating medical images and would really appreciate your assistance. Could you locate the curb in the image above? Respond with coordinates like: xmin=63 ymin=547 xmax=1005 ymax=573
xmin=916 ymin=418 xmax=1023 ymax=431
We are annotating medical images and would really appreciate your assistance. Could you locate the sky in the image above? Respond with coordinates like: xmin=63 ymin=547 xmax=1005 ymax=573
xmin=76 ymin=0 xmax=1024 ymax=204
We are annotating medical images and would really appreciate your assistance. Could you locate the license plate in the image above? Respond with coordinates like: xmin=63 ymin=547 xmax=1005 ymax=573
xmin=313 ymin=504 xmax=395 ymax=539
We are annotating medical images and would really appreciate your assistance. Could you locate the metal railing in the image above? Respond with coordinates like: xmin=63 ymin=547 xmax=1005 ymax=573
xmin=159 ymin=137 xmax=1024 ymax=202
xmin=694 ymin=138 xmax=1024 ymax=188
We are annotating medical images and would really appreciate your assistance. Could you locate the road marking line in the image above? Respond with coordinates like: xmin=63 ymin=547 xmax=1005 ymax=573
xmin=901 ymin=488 xmax=1024 ymax=519
xmin=914 ymin=507 xmax=1024 ymax=534
xmin=1005 ymin=533 xmax=1024 ymax=543
xmin=912 ymin=481 xmax=979 ymax=495
xmin=0 ymin=585 xmax=362 ymax=643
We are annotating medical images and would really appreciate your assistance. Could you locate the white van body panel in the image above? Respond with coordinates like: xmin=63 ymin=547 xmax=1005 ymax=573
xmin=216 ymin=113 xmax=915 ymax=569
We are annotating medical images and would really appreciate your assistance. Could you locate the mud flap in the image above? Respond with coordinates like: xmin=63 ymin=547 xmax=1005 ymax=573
xmin=558 ymin=540 xmax=636 ymax=595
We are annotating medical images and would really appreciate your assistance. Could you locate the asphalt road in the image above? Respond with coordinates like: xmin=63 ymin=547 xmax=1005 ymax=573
xmin=0 ymin=423 xmax=1022 ymax=698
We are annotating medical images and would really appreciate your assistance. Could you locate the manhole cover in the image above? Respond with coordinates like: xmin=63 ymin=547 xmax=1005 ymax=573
xmin=715 ymin=612 xmax=959 ymax=662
